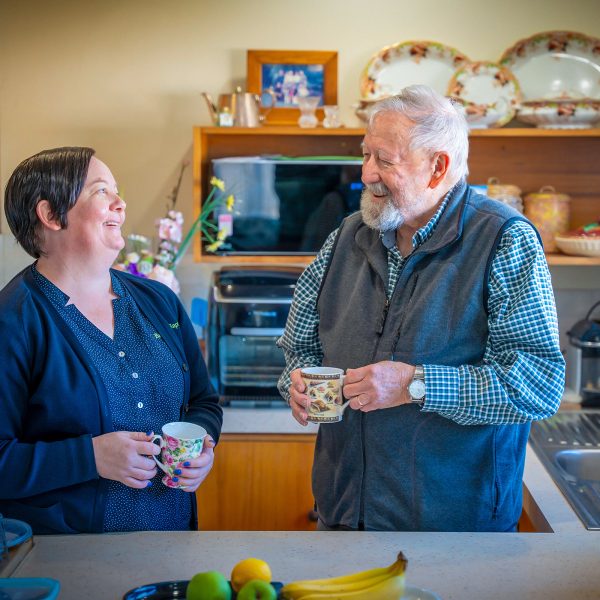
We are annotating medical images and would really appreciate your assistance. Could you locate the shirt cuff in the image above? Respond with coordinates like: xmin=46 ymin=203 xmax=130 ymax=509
xmin=420 ymin=364 xmax=461 ymax=415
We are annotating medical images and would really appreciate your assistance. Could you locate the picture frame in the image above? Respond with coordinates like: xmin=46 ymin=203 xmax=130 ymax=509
xmin=247 ymin=50 xmax=338 ymax=125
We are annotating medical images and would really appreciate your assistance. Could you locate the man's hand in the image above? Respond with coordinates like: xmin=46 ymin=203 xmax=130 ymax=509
xmin=289 ymin=368 xmax=311 ymax=426
xmin=290 ymin=363 xmax=378 ymax=425
xmin=342 ymin=361 xmax=416 ymax=411
xmin=92 ymin=431 xmax=159 ymax=488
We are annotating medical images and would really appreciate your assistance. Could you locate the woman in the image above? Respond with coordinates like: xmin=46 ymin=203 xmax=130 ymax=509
xmin=0 ymin=147 xmax=222 ymax=534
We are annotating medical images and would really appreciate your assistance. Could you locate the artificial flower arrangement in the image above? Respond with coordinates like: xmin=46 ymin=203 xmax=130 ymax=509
xmin=114 ymin=161 xmax=234 ymax=293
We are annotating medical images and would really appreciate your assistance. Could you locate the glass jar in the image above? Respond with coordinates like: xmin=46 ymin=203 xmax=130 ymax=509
xmin=524 ymin=185 xmax=571 ymax=252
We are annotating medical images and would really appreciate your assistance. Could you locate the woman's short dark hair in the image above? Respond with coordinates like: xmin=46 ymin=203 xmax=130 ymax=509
xmin=4 ymin=146 xmax=96 ymax=258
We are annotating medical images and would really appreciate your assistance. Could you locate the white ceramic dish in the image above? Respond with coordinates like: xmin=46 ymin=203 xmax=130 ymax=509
xmin=499 ymin=30 xmax=600 ymax=102
xmin=516 ymin=100 xmax=600 ymax=129
xmin=360 ymin=40 xmax=469 ymax=100
xmin=447 ymin=61 xmax=521 ymax=128
xmin=554 ymin=235 xmax=600 ymax=257
xmin=402 ymin=584 xmax=442 ymax=600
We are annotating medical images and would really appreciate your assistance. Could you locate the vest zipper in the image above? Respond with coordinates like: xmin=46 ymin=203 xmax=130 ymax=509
xmin=391 ymin=274 xmax=419 ymax=358
xmin=377 ymin=298 xmax=390 ymax=335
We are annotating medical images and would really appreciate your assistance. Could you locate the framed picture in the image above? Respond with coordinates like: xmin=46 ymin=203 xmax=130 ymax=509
xmin=247 ymin=50 xmax=338 ymax=125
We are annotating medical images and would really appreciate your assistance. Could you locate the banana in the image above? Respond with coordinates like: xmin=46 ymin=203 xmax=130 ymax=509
xmin=280 ymin=551 xmax=407 ymax=600
xmin=297 ymin=572 xmax=405 ymax=600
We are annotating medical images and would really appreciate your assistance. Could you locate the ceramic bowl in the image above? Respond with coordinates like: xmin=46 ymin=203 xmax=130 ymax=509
xmin=555 ymin=235 xmax=600 ymax=257
xmin=516 ymin=100 xmax=600 ymax=129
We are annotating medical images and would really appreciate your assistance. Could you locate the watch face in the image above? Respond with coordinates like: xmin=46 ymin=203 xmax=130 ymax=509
xmin=409 ymin=378 xmax=426 ymax=400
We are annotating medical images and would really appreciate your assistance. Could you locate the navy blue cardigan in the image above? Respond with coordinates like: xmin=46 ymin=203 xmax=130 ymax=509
xmin=0 ymin=266 xmax=222 ymax=534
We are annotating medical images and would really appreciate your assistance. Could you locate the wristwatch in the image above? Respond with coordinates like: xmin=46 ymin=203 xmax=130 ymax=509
xmin=408 ymin=365 xmax=426 ymax=403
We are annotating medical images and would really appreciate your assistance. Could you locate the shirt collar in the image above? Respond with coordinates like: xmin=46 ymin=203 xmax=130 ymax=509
xmin=380 ymin=183 xmax=459 ymax=252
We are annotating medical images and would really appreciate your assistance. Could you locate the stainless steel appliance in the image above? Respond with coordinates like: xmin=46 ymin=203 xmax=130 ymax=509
xmin=566 ymin=299 xmax=600 ymax=408
xmin=206 ymin=267 xmax=302 ymax=407
xmin=529 ymin=411 xmax=600 ymax=530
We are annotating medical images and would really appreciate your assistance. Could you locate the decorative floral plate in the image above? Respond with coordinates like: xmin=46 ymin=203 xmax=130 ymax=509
xmin=516 ymin=100 xmax=600 ymax=129
xmin=499 ymin=30 xmax=600 ymax=102
xmin=447 ymin=61 xmax=521 ymax=128
xmin=360 ymin=40 xmax=469 ymax=100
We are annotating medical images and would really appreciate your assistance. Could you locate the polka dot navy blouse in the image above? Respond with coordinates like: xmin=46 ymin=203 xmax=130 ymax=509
xmin=33 ymin=266 xmax=193 ymax=531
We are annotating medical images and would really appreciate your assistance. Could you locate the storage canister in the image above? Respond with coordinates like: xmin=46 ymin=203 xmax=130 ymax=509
xmin=524 ymin=185 xmax=571 ymax=252
xmin=487 ymin=177 xmax=523 ymax=213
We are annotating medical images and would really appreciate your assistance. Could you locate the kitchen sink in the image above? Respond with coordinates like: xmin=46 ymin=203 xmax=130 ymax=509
xmin=529 ymin=411 xmax=600 ymax=530
xmin=555 ymin=449 xmax=600 ymax=482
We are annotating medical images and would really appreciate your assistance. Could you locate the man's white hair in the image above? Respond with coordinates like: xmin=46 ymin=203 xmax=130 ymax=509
xmin=368 ymin=85 xmax=469 ymax=183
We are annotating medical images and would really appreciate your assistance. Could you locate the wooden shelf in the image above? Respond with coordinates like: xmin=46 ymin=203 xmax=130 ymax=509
xmin=193 ymin=126 xmax=600 ymax=266
xmin=546 ymin=253 xmax=600 ymax=266
xmin=199 ymin=126 xmax=600 ymax=138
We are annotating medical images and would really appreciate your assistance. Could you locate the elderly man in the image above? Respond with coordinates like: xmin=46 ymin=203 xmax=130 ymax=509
xmin=277 ymin=85 xmax=564 ymax=532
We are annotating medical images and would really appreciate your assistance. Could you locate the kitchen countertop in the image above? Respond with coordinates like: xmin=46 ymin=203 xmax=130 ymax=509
xmin=10 ymin=528 xmax=599 ymax=599
xmin=221 ymin=406 xmax=318 ymax=434
xmin=10 ymin=406 xmax=598 ymax=599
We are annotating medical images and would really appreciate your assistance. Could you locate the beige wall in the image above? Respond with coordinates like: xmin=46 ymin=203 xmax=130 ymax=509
xmin=1 ymin=0 xmax=599 ymax=240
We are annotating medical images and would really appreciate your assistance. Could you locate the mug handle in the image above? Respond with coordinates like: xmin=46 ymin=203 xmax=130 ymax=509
xmin=151 ymin=435 xmax=169 ymax=474
xmin=338 ymin=374 xmax=353 ymax=413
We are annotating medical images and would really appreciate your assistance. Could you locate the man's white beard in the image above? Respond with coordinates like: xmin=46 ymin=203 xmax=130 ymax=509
xmin=360 ymin=184 xmax=405 ymax=232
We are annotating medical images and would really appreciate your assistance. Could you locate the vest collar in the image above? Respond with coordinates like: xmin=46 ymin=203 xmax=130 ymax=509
xmin=354 ymin=179 xmax=469 ymax=272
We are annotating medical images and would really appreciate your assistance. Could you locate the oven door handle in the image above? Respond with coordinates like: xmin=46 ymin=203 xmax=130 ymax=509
xmin=230 ymin=327 xmax=285 ymax=337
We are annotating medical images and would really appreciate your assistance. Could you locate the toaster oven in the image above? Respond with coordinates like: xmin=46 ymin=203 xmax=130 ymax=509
xmin=206 ymin=267 xmax=303 ymax=407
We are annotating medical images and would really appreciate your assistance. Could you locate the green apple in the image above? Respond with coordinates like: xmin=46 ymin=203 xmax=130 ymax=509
xmin=236 ymin=579 xmax=277 ymax=600
xmin=186 ymin=571 xmax=232 ymax=600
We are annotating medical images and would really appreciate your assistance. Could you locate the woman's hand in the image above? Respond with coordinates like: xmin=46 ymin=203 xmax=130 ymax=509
xmin=173 ymin=436 xmax=216 ymax=493
xmin=92 ymin=431 xmax=159 ymax=489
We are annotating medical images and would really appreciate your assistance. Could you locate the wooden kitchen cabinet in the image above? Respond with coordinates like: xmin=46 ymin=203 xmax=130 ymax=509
xmin=193 ymin=126 xmax=600 ymax=266
xmin=196 ymin=433 xmax=318 ymax=531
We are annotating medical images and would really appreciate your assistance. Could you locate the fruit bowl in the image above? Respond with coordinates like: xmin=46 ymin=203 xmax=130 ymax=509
xmin=122 ymin=580 xmax=283 ymax=599
xmin=554 ymin=235 xmax=600 ymax=257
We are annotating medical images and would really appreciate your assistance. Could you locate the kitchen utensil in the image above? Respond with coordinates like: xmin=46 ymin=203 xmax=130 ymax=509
xmin=202 ymin=87 xmax=275 ymax=127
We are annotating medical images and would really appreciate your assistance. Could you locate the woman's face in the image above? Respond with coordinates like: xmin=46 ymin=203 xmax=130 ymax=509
xmin=61 ymin=156 xmax=126 ymax=260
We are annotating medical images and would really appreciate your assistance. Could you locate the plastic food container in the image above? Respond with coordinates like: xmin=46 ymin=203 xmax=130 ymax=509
xmin=0 ymin=578 xmax=60 ymax=600
xmin=524 ymin=185 xmax=571 ymax=252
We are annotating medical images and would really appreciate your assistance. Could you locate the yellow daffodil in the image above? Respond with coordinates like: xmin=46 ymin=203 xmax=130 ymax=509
xmin=226 ymin=194 xmax=235 ymax=212
xmin=210 ymin=176 xmax=225 ymax=191
xmin=205 ymin=239 xmax=224 ymax=253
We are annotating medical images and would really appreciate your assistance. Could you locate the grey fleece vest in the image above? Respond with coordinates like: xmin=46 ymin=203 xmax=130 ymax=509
xmin=313 ymin=182 xmax=536 ymax=531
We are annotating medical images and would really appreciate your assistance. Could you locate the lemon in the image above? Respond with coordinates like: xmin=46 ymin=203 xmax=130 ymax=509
xmin=230 ymin=558 xmax=272 ymax=592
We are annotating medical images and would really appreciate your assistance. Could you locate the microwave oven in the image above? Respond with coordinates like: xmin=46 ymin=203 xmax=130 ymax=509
xmin=210 ymin=156 xmax=363 ymax=255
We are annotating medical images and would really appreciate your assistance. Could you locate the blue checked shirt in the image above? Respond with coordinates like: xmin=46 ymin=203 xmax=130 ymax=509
xmin=277 ymin=197 xmax=565 ymax=426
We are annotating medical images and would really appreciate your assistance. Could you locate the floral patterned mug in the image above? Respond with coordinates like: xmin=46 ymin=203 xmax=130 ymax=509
xmin=151 ymin=422 xmax=207 ymax=488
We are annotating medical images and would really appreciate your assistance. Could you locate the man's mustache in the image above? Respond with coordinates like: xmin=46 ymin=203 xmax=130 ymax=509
xmin=365 ymin=182 xmax=391 ymax=196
